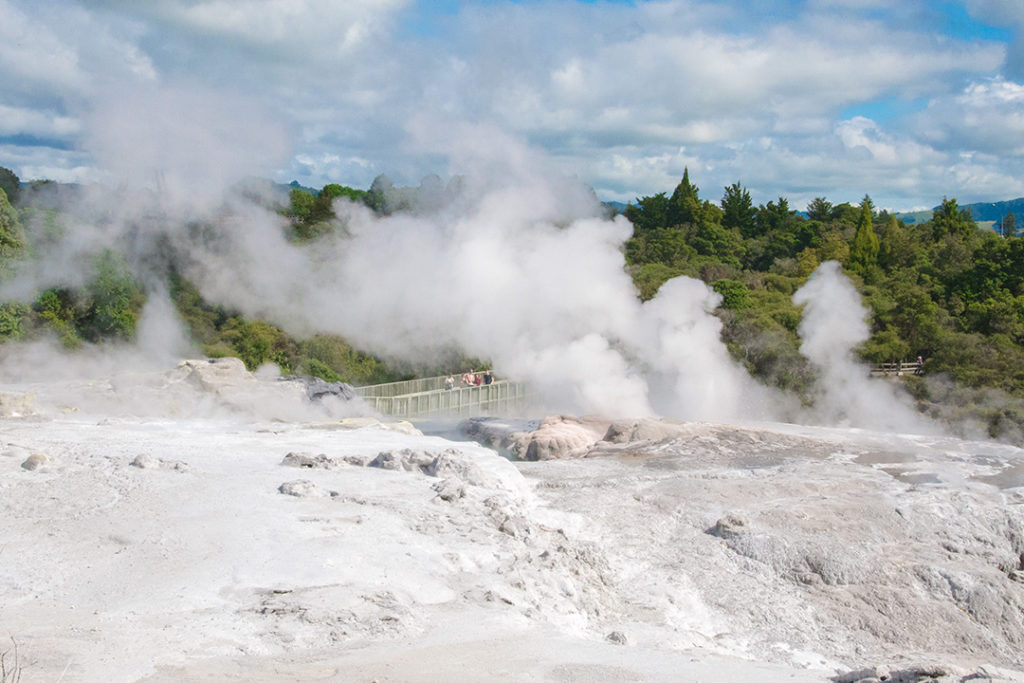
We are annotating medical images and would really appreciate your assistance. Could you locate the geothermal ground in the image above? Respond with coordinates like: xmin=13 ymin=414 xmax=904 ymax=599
xmin=1 ymin=360 xmax=1024 ymax=682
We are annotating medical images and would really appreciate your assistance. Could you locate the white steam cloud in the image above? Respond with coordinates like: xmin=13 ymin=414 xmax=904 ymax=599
xmin=179 ymin=147 xmax=781 ymax=420
xmin=0 ymin=86 xmax=943 ymax=432
xmin=793 ymin=261 xmax=935 ymax=434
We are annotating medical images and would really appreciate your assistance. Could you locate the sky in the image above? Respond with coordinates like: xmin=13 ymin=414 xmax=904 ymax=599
xmin=0 ymin=0 xmax=1022 ymax=211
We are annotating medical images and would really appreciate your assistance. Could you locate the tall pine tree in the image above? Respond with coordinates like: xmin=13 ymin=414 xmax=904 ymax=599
xmin=721 ymin=182 xmax=755 ymax=236
xmin=1003 ymin=211 xmax=1016 ymax=238
xmin=850 ymin=195 xmax=879 ymax=274
xmin=667 ymin=168 xmax=702 ymax=226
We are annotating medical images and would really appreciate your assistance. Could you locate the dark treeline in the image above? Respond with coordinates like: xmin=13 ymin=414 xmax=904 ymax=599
xmin=3 ymin=164 xmax=1024 ymax=436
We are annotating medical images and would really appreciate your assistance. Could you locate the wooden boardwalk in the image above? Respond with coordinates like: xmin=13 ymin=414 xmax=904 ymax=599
xmin=354 ymin=376 xmax=529 ymax=419
xmin=870 ymin=361 xmax=923 ymax=377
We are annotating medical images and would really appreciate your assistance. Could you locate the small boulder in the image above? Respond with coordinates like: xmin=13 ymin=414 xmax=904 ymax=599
xmin=278 ymin=479 xmax=335 ymax=498
xmin=605 ymin=631 xmax=629 ymax=645
xmin=131 ymin=453 xmax=160 ymax=469
xmin=709 ymin=514 xmax=747 ymax=539
xmin=21 ymin=453 xmax=47 ymax=471
xmin=368 ymin=448 xmax=435 ymax=472
xmin=432 ymin=478 xmax=466 ymax=502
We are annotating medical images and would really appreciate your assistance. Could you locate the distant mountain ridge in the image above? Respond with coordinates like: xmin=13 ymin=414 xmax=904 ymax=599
xmin=894 ymin=197 xmax=1024 ymax=226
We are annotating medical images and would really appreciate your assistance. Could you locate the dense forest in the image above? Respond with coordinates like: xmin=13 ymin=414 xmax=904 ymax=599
xmin=2 ymin=164 xmax=1024 ymax=437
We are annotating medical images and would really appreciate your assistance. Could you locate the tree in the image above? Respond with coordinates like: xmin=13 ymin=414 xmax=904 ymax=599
xmin=365 ymin=174 xmax=394 ymax=214
xmin=850 ymin=195 xmax=879 ymax=274
xmin=0 ymin=188 xmax=26 ymax=270
xmin=79 ymin=251 xmax=146 ymax=341
xmin=721 ymin=182 xmax=755 ymax=236
xmin=931 ymin=197 xmax=976 ymax=240
xmin=289 ymin=188 xmax=315 ymax=221
xmin=667 ymin=168 xmax=702 ymax=226
xmin=0 ymin=167 xmax=19 ymax=206
xmin=755 ymin=197 xmax=793 ymax=235
xmin=624 ymin=192 xmax=669 ymax=233
xmin=1003 ymin=211 xmax=1016 ymax=239
xmin=806 ymin=197 xmax=833 ymax=222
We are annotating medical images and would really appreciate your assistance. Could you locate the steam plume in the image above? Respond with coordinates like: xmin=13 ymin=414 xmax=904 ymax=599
xmin=793 ymin=261 xmax=935 ymax=433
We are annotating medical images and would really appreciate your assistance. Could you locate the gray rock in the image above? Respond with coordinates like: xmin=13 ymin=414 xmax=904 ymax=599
xmin=432 ymin=478 xmax=465 ymax=502
xmin=131 ymin=454 xmax=190 ymax=472
xmin=21 ymin=453 xmax=47 ymax=470
xmin=131 ymin=453 xmax=160 ymax=469
xmin=602 ymin=418 xmax=686 ymax=444
xmin=368 ymin=448 xmax=436 ymax=472
xmin=281 ymin=452 xmax=337 ymax=469
xmin=605 ymin=630 xmax=629 ymax=645
xmin=278 ymin=480 xmax=335 ymax=498
xmin=283 ymin=375 xmax=358 ymax=402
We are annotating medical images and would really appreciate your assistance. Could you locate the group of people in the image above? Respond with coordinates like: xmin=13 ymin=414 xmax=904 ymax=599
xmin=444 ymin=370 xmax=493 ymax=390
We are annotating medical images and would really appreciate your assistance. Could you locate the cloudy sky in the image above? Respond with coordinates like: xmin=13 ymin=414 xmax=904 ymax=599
xmin=0 ymin=0 xmax=1022 ymax=211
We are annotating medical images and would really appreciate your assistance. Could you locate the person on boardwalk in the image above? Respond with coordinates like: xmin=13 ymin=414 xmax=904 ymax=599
xmin=445 ymin=375 xmax=455 ymax=391
xmin=483 ymin=370 xmax=493 ymax=385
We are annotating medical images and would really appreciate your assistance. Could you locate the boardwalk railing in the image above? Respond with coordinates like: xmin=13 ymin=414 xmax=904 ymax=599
xmin=354 ymin=377 xmax=528 ymax=419
xmin=354 ymin=376 xmax=452 ymax=399
xmin=870 ymin=361 xmax=923 ymax=377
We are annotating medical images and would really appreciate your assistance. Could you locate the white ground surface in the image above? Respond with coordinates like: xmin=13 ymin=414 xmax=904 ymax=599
xmin=2 ymin=362 xmax=1024 ymax=682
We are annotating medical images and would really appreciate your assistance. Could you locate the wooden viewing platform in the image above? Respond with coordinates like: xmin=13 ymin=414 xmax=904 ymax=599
xmin=870 ymin=361 xmax=923 ymax=377
xmin=354 ymin=375 xmax=529 ymax=419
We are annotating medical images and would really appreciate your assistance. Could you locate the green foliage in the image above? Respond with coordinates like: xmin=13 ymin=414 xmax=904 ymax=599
xmin=805 ymin=197 xmax=833 ymax=222
xmin=365 ymin=174 xmax=394 ymax=214
xmin=32 ymin=288 xmax=82 ymax=347
xmin=630 ymin=263 xmax=686 ymax=301
xmin=712 ymin=278 xmax=751 ymax=310
xmin=625 ymin=227 xmax=695 ymax=267
xmin=288 ymin=183 xmax=368 ymax=241
xmin=300 ymin=333 xmax=396 ymax=385
xmin=220 ymin=318 xmax=298 ymax=371
xmin=168 ymin=273 xmax=401 ymax=383
xmin=622 ymin=172 xmax=1024 ymax=401
xmin=721 ymin=182 xmax=755 ymax=235
xmin=1002 ymin=211 xmax=1016 ymax=238
xmin=0 ymin=167 xmax=19 ymax=206
xmin=858 ymin=326 xmax=910 ymax=364
xmin=624 ymin=192 xmax=669 ymax=233
xmin=931 ymin=197 xmax=977 ymax=240
xmin=849 ymin=196 xmax=879 ymax=276
xmin=0 ymin=302 xmax=29 ymax=341
xmin=0 ymin=188 xmax=26 ymax=268
xmin=667 ymin=168 xmax=703 ymax=226
xmin=78 ymin=251 xmax=146 ymax=341
xmin=718 ymin=287 xmax=812 ymax=394
xmin=289 ymin=188 xmax=315 ymax=222
xmin=320 ymin=183 xmax=367 ymax=203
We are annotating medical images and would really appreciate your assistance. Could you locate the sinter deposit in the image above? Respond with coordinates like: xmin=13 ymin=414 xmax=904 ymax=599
xmin=0 ymin=363 xmax=1022 ymax=681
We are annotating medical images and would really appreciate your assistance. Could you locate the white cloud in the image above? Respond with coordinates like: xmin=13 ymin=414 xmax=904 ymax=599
xmin=0 ymin=0 xmax=1021 ymax=212
xmin=0 ymin=0 xmax=89 ymax=96
xmin=0 ymin=144 xmax=97 ymax=184
xmin=913 ymin=78 xmax=1024 ymax=155
xmin=0 ymin=105 xmax=80 ymax=139
xmin=115 ymin=0 xmax=409 ymax=63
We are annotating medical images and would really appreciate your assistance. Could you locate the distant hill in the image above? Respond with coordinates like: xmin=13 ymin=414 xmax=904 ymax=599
xmin=894 ymin=197 xmax=1024 ymax=228
xmin=282 ymin=180 xmax=320 ymax=196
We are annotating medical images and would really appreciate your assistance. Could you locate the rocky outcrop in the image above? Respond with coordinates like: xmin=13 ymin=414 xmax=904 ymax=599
xmin=461 ymin=415 xmax=691 ymax=460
